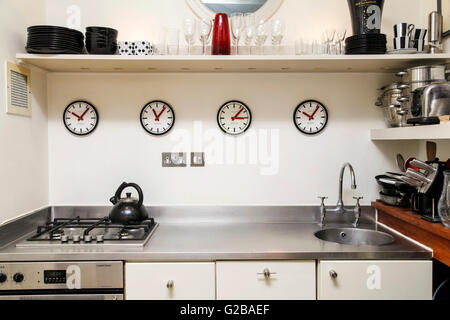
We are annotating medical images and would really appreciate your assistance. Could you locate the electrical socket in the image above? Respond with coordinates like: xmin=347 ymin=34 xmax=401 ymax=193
xmin=190 ymin=152 xmax=205 ymax=167
xmin=162 ymin=152 xmax=187 ymax=167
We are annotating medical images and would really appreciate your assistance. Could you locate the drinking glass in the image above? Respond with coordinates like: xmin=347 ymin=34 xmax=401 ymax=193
xmin=244 ymin=13 xmax=256 ymax=53
xmin=438 ymin=170 xmax=450 ymax=228
xmin=255 ymin=19 xmax=268 ymax=55
xmin=166 ymin=28 xmax=179 ymax=55
xmin=271 ymin=18 xmax=285 ymax=54
xmin=198 ymin=18 xmax=212 ymax=55
xmin=183 ymin=18 xmax=196 ymax=55
xmin=324 ymin=29 xmax=336 ymax=54
xmin=230 ymin=12 xmax=244 ymax=55
xmin=336 ymin=29 xmax=347 ymax=54
xmin=295 ymin=39 xmax=313 ymax=55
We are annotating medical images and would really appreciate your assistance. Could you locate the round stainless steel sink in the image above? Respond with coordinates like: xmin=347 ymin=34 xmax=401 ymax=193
xmin=315 ymin=228 xmax=395 ymax=246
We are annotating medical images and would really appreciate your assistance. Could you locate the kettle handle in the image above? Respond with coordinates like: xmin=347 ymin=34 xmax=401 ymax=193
xmin=111 ymin=182 xmax=144 ymax=207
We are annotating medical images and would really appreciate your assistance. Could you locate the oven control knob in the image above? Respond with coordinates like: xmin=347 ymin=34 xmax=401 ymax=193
xmin=13 ymin=273 xmax=24 ymax=283
xmin=0 ymin=273 xmax=7 ymax=283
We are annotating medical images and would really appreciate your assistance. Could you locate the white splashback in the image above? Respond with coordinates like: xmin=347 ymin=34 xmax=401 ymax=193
xmin=47 ymin=72 xmax=421 ymax=205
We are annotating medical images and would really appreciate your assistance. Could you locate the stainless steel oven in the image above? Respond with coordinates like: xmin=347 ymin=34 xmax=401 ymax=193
xmin=0 ymin=261 xmax=123 ymax=300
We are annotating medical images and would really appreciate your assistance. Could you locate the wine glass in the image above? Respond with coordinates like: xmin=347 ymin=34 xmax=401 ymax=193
xmin=324 ymin=29 xmax=336 ymax=54
xmin=198 ymin=18 xmax=212 ymax=55
xmin=183 ymin=18 xmax=196 ymax=55
xmin=230 ymin=12 xmax=244 ymax=55
xmin=244 ymin=13 xmax=256 ymax=53
xmin=336 ymin=29 xmax=347 ymax=54
xmin=255 ymin=19 xmax=268 ymax=55
xmin=271 ymin=18 xmax=285 ymax=54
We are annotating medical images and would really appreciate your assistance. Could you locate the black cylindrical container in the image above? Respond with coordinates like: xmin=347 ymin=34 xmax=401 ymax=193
xmin=347 ymin=0 xmax=385 ymax=35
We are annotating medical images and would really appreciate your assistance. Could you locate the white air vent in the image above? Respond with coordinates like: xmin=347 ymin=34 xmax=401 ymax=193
xmin=6 ymin=61 xmax=31 ymax=116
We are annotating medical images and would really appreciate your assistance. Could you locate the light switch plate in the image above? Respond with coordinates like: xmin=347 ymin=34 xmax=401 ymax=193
xmin=191 ymin=152 xmax=205 ymax=167
xmin=162 ymin=152 xmax=187 ymax=167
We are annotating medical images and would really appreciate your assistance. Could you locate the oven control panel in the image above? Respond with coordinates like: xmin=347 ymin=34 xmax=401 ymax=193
xmin=0 ymin=261 xmax=123 ymax=291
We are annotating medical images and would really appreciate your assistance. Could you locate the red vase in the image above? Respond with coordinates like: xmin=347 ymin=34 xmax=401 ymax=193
xmin=212 ymin=13 xmax=231 ymax=55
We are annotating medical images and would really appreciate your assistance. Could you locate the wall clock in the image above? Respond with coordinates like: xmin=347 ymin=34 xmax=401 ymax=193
xmin=217 ymin=100 xmax=252 ymax=135
xmin=140 ymin=100 xmax=175 ymax=135
xmin=63 ymin=100 xmax=99 ymax=136
xmin=293 ymin=100 xmax=328 ymax=135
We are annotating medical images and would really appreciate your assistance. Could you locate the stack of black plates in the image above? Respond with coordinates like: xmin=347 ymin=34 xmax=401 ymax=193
xmin=345 ymin=34 xmax=387 ymax=55
xmin=86 ymin=27 xmax=118 ymax=55
xmin=26 ymin=25 xmax=84 ymax=54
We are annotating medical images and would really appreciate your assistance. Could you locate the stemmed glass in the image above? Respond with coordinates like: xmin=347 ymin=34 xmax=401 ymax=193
xmin=183 ymin=18 xmax=197 ymax=55
xmin=230 ymin=12 xmax=244 ymax=55
xmin=271 ymin=18 xmax=285 ymax=54
xmin=244 ymin=13 xmax=256 ymax=53
xmin=255 ymin=19 xmax=269 ymax=55
xmin=336 ymin=29 xmax=347 ymax=54
xmin=198 ymin=19 xmax=212 ymax=55
xmin=324 ymin=29 xmax=336 ymax=54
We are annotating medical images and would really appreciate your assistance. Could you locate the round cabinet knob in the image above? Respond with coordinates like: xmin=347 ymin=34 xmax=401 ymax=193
xmin=166 ymin=280 xmax=174 ymax=289
xmin=329 ymin=270 xmax=338 ymax=279
xmin=0 ymin=273 xmax=7 ymax=283
xmin=13 ymin=273 xmax=24 ymax=283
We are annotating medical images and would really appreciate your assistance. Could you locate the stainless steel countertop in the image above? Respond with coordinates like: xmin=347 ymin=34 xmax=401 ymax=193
xmin=0 ymin=221 xmax=432 ymax=262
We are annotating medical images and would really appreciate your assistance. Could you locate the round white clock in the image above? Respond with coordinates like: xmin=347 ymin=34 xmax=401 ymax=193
xmin=63 ymin=101 xmax=99 ymax=136
xmin=140 ymin=100 xmax=175 ymax=136
xmin=217 ymin=100 xmax=252 ymax=135
xmin=293 ymin=100 xmax=328 ymax=135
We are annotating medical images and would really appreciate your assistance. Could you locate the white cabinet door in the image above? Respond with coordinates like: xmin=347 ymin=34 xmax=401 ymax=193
xmin=125 ymin=262 xmax=215 ymax=300
xmin=216 ymin=261 xmax=316 ymax=300
xmin=318 ymin=260 xmax=432 ymax=300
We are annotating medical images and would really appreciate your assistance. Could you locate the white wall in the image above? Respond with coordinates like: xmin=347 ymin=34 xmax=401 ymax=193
xmin=47 ymin=72 xmax=422 ymax=206
xmin=46 ymin=0 xmax=436 ymax=48
xmin=41 ymin=0 xmax=443 ymax=207
xmin=0 ymin=0 xmax=48 ymax=224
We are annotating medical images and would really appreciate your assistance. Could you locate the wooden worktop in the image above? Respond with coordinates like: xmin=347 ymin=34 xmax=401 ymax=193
xmin=372 ymin=201 xmax=450 ymax=267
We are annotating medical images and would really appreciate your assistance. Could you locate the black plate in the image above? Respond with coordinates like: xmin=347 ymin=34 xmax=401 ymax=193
xmin=26 ymin=47 xmax=83 ymax=54
xmin=346 ymin=50 xmax=386 ymax=54
xmin=346 ymin=33 xmax=387 ymax=42
xmin=28 ymin=26 xmax=83 ymax=37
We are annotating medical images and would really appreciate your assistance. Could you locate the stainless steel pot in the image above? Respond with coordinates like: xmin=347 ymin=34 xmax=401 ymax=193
xmin=375 ymin=82 xmax=410 ymax=127
xmin=396 ymin=65 xmax=446 ymax=91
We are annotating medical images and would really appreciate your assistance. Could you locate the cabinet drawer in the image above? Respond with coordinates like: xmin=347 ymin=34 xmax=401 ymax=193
xmin=125 ymin=262 xmax=215 ymax=300
xmin=216 ymin=261 xmax=316 ymax=300
xmin=318 ymin=260 xmax=432 ymax=300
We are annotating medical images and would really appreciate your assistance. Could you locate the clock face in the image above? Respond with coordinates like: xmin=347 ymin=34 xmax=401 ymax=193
xmin=293 ymin=100 xmax=328 ymax=135
xmin=217 ymin=101 xmax=252 ymax=135
xmin=63 ymin=101 xmax=99 ymax=136
xmin=140 ymin=100 xmax=175 ymax=135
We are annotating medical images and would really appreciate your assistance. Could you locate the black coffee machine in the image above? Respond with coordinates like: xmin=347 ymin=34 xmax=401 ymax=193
xmin=411 ymin=160 xmax=447 ymax=222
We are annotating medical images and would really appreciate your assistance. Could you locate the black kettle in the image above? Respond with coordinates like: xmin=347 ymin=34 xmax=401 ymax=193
xmin=109 ymin=182 xmax=149 ymax=225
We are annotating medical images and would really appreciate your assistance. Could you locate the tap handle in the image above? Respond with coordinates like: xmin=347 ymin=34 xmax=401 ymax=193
xmin=353 ymin=196 xmax=363 ymax=206
xmin=318 ymin=196 xmax=328 ymax=205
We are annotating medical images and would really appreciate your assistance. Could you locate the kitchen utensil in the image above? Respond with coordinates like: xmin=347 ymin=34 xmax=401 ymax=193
xmin=109 ymin=182 xmax=149 ymax=225
xmin=394 ymin=36 xmax=410 ymax=49
xmin=255 ymin=19 xmax=269 ymax=55
xmin=412 ymin=28 xmax=427 ymax=41
xmin=271 ymin=18 xmax=285 ymax=54
xmin=230 ymin=12 xmax=244 ymax=55
xmin=396 ymin=154 xmax=406 ymax=172
xmin=394 ymin=23 xmax=415 ymax=38
xmin=347 ymin=0 xmax=384 ymax=35
xmin=182 ymin=18 xmax=196 ymax=55
xmin=26 ymin=25 xmax=85 ymax=54
xmin=426 ymin=141 xmax=437 ymax=162
xmin=396 ymin=65 xmax=446 ymax=86
xmin=405 ymin=157 xmax=420 ymax=171
xmin=428 ymin=11 xmax=443 ymax=53
xmin=85 ymin=26 xmax=118 ymax=55
xmin=379 ymin=192 xmax=409 ymax=207
xmin=198 ymin=18 xmax=213 ymax=55
xmin=407 ymin=115 xmax=450 ymax=125
xmin=243 ymin=13 xmax=256 ymax=50
xmin=437 ymin=170 xmax=450 ymax=228
xmin=212 ymin=13 xmax=231 ymax=55
xmin=406 ymin=168 xmax=432 ymax=184
xmin=420 ymin=83 xmax=450 ymax=117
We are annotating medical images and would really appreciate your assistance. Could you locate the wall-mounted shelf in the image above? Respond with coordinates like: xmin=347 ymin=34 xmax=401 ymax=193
xmin=370 ymin=124 xmax=450 ymax=141
xmin=16 ymin=53 xmax=450 ymax=73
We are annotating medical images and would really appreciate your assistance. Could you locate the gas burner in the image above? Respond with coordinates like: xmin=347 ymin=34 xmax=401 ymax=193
xmin=16 ymin=216 xmax=158 ymax=248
